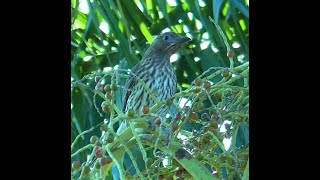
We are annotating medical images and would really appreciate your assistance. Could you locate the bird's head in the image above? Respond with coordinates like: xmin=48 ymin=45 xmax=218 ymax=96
xmin=145 ymin=32 xmax=191 ymax=58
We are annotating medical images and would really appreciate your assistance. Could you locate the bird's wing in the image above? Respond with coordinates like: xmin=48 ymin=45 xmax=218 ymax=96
xmin=122 ymin=62 xmax=141 ymax=112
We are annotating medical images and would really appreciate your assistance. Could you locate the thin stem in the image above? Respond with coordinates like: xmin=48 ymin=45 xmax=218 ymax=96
xmin=71 ymin=144 xmax=95 ymax=158
xmin=71 ymin=126 xmax=95 ymax=151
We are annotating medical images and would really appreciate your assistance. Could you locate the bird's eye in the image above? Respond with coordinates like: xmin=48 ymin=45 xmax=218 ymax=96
xmin=164 ymin=35 xmax=169 ymax=40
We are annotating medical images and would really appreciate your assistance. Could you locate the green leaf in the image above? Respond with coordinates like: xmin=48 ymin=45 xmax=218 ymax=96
xmin=212 ymin=0 xmax=223 ymax=23
xmin=229 ymin=0 xmax=249 ymax=18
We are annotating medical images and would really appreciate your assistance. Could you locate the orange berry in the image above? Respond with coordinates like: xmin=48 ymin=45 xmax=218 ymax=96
xmin=223 ymin=71 xmax=230 ymax=78
xmin=171 ymin=123 xmax=179 ymax=132
xmin=203 ymin=81 xmax=211 ymax=90
xmin=190 ymin=112 xmax=198 ymax=121
xmin=95 ymin=149 xmax=104 ymax=158
xmin=227 ymin=50 xmax=234 ymax=58
xmin=194 ymin=78 xmax=202 ymax=86
xmin=102 ymin=104 xmax=111 ymax=113
xmin=142 ymin=105 xmax=149 ymax=114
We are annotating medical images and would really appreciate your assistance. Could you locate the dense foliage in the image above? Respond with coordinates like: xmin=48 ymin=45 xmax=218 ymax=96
xmin=71 ymin=0 xmax=249 ymax=179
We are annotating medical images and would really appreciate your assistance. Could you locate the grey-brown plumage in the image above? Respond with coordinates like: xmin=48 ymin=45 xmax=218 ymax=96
xmin=117 ymin=32 xmax=191 ymax=134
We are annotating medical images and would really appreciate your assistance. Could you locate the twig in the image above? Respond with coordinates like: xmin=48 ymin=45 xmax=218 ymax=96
xmin=71 ymin=144 xmax=95 ymax=158
xmin=209 ymin=16 xmax=234 ymax=70
xmin=71 ymin=126 xmax=95 ymax=151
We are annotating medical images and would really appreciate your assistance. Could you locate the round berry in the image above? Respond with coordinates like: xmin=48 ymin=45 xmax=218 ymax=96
xmin=202 ymin=137 xmax=210 ymax=144
xmin=100 ymin=124 xmax=108 ymax=132
xmin=95 ymin=140 xmax=102 ymax=147
xmin=210 ymin=108 xmax=217 ymax=115
xmin=223 ymin=71 xmax=230 ymax=78
xmin=167 ymin=176 xmax=174 ymax=180
xmin=175 ymin=113 xmax=181 ymax=121
xmin=104 ymin=84 xmax=111 ymax=92
xmin=193 ymin=87 xmax=201 ymax=93
xmin=210 ymin=121 xmax=218 ymax=128
xmin=176 ymin=169 xmax=183 ymax=177
xmin=194 ymin=78 xmax=202 ymax=86
xmin=102 ymin=104 xmax=111 ymax=113
xmin=155 ymin=119 xmax=161 ymax=126
xmin=171 ymin=123 xmax=179 ymax=132
xmin=127 ymin=109 xmax=134 ymax=117
xmin=197 ymin=102 xmax=205 ymax=111
xmin=94 ymin=160 xmax=101 ymax=169
xmin=196 ymin=154 xmax=204 ymax=161
xmin=227 ymin=50 xmax=234 ymax=58
xmin=209 ymin=126 xmax=217 ymax=132
xmin=90 ymin=136 xmax=99 ymax=144
xmin=105 ymin=92 xmax=112 ymax=100
xmin=95 ymin=149 xmax=104 ymax=158
xmin=166 ymin=99 xmax=173 ymax=106
xmin=93 ymin=146 xmax=101 ymax=153
xmin=201 ymin=113 xmax=210 ymax=121
xmin=142 ymin=105 xmax=149 ymax=114
xmin=82 ymin=165 xmax=90 ymax=176
xmin=99 ymin=157 xmax=107 ymax=166
xmin=190 ymin=112 xmax=198 ymax=121
xmin=106 ymin=134 xmax=114 ymax=143
xmin=72 ymin=160 xmax=80 ymax=170
xmin=100 ymin=156 xmax=112 ymax=166
xmin=214 ymin=93 xmax=222 ymax=101
xmin=111 ymin=83 xmax=117 ymax=91
xmin=158 ymin=175 xmax=164 ymax=180
xmin=95 ymin=76 xmax=101 ymax=83
xmin=203 ymin=81 xmax=211 ymax=90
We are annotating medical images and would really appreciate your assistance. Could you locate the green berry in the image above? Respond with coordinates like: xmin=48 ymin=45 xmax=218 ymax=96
xmin=106 ymin=134 xmax=114 ymax=143
xmin=127 ymin=109 xmax=134 ymax=117
xmin=100 ymin=124 xmax=108 ymax=132
xmin=104 ymin=84 xmax=111 ymax=92
xmin=90 ymin=136 xmax=99 ymax=144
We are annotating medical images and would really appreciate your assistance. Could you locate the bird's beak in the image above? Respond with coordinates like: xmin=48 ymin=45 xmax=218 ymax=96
xmin=176 ymin=36 xmax=191 ymax=44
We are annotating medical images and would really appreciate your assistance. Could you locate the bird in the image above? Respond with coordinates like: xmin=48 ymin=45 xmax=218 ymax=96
xmin=116 ymin=32 xmax=191 ymax=134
